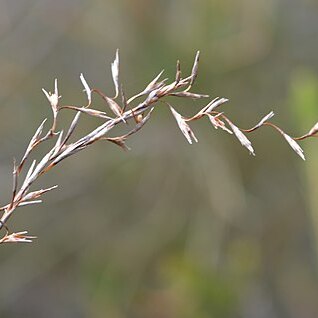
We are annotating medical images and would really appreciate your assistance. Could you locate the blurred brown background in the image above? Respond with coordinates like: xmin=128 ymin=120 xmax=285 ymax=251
xmin=1 ymin=0 xmax=318 ymax=317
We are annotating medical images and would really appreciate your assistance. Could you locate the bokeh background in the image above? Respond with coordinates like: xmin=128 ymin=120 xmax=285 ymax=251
xmin=1 ymin=0 xmax=318 ymax=317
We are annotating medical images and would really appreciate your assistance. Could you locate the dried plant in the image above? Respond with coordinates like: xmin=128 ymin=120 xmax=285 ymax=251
xmin=0 ymin=50 xmax=317 ymax=244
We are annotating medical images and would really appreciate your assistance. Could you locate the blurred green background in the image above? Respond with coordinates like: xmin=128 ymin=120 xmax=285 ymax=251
xmin=1 ymin=0 xmax=318 ymax=317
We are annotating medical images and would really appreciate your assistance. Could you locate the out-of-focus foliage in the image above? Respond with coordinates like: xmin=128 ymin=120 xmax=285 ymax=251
xmin=1 ymin=0 xmax=318 ymax=317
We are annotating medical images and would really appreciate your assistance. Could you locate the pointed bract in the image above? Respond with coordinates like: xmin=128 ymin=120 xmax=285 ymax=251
xmin=205 ymin=97 xmax=229 ymax=113
xmin=308 ymin=122 xmax=318 ymax=136
xmin=190 ymin=51 xmax=200 ymax=86
xmin=143 ymin=70 xmax=165 ymax=94
xmin=111 ymin=49 xmax=120 ymax=98
xmin=23 ymin=185 xmax=58 ymax=201
xmin=42 ymin=79 xmax=60 ymax=113
xmin=170 ymin=91 xmax=209 ymax=99
xmin=105 ymin=96 xmax=125 ymax=122
xmin=252 ymin=111 xmax=275 ymax=130
xmin=283 ymin=133 xmax=305 ymax=160
xmin=227 ymin=120 xmax=255 ymax=155
xmin=0 ymin=231 xmax=36 ymax=243
xmin=80 ymin=73 xmax=92 ymax=105
xmin=175 ymin=60 xmax=181 ymax=83
xmin=170 ymin=106 xmax=198 ymax=144
xmin=106 ymin=137 xmax=130 ymax=151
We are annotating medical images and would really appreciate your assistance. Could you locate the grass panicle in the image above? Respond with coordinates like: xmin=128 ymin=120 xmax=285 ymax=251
xmin=0 ymin=50 xmax=317 ymax=243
